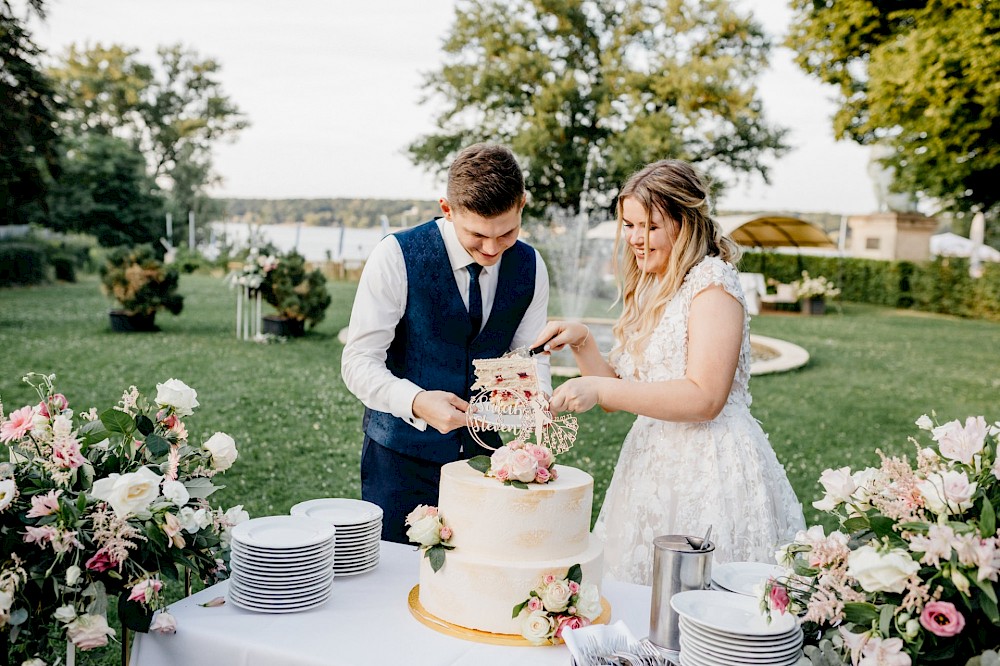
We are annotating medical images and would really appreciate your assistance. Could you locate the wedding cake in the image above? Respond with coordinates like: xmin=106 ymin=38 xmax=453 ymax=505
xmin=411 ymin=352 xmax=604 ymax=639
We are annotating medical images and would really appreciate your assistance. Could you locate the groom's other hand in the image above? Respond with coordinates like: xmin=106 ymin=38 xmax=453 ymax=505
xmin=412 ymin=391 xmax=471 ymax=434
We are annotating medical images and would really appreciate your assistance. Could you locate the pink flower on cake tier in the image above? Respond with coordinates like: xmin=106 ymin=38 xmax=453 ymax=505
xmin=509 ymin=449 xmax=538 ymax=483
xmin=554 ymin=614 xmax=590 ymax=639
xmin=1 ymin=405 xmax=35 ymax=443
xmin=920 ymin=600 xmax=966 ymax=637
xmin=534 ymin=467 xmax=551 ymax=484
xmin=527 ymin=597 xmax=544 ymax=612
xmin=438 ymin=525 xmax=453 ymax=541
xmin=26 ymin=489 xmax=62 ymax=518
xmin=525 ymin=444 xmax=554 ymax=468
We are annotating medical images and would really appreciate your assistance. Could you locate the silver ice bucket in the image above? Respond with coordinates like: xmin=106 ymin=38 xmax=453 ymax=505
xmin=648 ymin=534 xmax=715 ymax=653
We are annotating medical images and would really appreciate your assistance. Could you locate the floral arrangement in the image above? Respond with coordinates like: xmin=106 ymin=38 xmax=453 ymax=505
xmin=791 ymin=270 xmax=841 ymax=300
xmin=225 ymin=246 xmax=279 ymax=292
xmin=513 ymin=564 xmax=603 ymax=645
xmin=468 ymin=439 xmax=558 ymax=488
xmin=762 ymin=414 xmax=1000 ymax=666
xmin=404 ymin=505 xmax=453 ymax=572
xmin=0 ymin=373 xmax=247 ymax=663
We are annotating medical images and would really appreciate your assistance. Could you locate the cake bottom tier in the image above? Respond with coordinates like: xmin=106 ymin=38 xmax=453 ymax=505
xmin=417 ymin=535 xmax=604 ymax=635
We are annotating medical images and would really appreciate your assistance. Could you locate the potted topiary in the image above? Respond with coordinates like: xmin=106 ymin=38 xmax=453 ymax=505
xmin=257 ymin=250 xmax=331 ymax=337
xmin=100 ymin=244 xmax=184 ymax=332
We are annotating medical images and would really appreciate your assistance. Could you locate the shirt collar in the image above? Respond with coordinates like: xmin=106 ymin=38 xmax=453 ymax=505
xmin=439 ymin=217 xmax=491 ymax=276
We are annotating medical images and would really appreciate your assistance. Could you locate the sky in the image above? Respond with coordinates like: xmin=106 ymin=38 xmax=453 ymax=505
xmin=24 ymin=0 xmax=880 ymax=215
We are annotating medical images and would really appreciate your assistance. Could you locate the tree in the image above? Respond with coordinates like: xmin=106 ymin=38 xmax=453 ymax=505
xmin=0 ymin=0 xmax=61 ymax=225
xmin=787 ymin=0 xmax=1000 ymax=223
xmin=48 ymin=43 xmax=247 ymax=236
xmin=47 ymin=133 xmax=164 ymax=247
xmin=408 ymin=0 xmax=787 ymax=217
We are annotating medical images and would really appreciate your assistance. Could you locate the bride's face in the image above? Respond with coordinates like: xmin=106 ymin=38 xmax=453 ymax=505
xmin=621 ymin=197 xmax=676 ymax=275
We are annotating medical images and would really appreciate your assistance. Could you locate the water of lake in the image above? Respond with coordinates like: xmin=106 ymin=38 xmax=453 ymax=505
xmin=210 ymin=222 xmax=393 ymax=263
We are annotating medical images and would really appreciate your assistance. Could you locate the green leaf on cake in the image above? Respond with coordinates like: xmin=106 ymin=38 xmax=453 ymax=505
xmin=467 ymin=456 xmax=492 ymax=474
xmin=427 ymin=544 xmax=447 ymax=573
xmin=567 ymin=563 xmax=583 ymax=585
xmin=512 ymin=599 xmax=529 ymax=618
xmin=507 ymin=480 xmax=529 ymax=490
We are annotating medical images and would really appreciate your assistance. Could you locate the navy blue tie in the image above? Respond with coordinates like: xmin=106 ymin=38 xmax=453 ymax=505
xmin=467 ymin=263 xmax=483 ymax=339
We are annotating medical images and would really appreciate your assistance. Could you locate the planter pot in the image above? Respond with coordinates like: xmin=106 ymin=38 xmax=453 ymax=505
xmin=109 ymin=310 xmax=158 ymax=332
xmin=800 ymin=297 xmax=826 ymax=315
xmin=262 ymin=315 xmax=306 ymax=337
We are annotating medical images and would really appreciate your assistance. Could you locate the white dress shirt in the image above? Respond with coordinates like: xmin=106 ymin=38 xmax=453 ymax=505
xmin=341 ymin=218 xmax=551 ymax=431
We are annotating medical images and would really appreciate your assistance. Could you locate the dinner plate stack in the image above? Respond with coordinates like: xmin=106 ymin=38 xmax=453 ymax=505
xmin=290 ymin=498 xmax=382 ymax=576
xmin=671 ymin=590 xmax=803 ymax=666
xmin=711 ymin=561 xmax=787 ymax=596
xmin=228 ymin=516 xmax=336 ymax=613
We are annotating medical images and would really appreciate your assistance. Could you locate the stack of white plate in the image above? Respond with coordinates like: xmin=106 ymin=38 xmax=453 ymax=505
xmin=671 ymin=590 xmax=803 ymax=666
xmin=290 ymin=498 xmax=382 ymax=576
xmin=711 ymin=561 xmax=787 ymax=596
xmin=228 ymin=516 xmax=336 ymax=613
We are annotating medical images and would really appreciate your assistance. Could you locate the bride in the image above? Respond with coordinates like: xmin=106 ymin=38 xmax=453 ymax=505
xmin=533 ymin=159 xmax=805 ymax=585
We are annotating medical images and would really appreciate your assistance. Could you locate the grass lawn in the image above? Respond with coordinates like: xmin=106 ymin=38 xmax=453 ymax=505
xmin=1 ymin=273 xmax=998 ymax=662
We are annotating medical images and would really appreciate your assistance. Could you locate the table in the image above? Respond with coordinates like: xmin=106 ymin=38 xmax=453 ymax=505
xmin=131 ymin=541 xmax=653 ymax=666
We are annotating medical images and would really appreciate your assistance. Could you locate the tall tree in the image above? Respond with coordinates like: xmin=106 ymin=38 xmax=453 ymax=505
xmin=0 ymin=0 xmax=61 ymax=225
xmin=787 ymin=0 xmax=1000 ymax=223
xmin=408 ymin=0 xmax=787 ymax=216
xmin=48 ymin=43 xmax=248 ymax=235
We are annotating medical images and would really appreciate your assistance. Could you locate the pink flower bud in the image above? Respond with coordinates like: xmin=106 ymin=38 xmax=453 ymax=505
xmin=439 ymin=526 xmax=453 ymax=541
xmin=527 ymin=597 xmax=544 ymax=612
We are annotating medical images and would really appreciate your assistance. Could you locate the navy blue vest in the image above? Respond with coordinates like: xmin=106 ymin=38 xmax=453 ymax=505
xmin=363 ymin=220 xmax=537 ymax=463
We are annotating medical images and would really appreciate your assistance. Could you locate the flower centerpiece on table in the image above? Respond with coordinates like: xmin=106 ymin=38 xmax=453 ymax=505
xmin=0 ymin=373 xmax=247 ymax=663
xmin=513 ymin=564 xmax=603 ymax=645
xmin=791 ymin=270 xmax=841 ymax=301
xmin=225 ymin=246 xmax=279 ymax=292
xmin=404 ymin=505 xmax=453 ymax=572
xmin=761 ymin=414 xmax=1000 ymax=666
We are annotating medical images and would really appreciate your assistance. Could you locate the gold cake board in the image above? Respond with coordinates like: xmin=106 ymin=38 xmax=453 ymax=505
xmin=407 ymin=585 xmax=612 ymax=647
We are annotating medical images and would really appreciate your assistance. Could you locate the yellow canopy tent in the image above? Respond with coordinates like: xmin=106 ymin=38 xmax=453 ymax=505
xmin=716 ymin=215 xmax=836 ymax=249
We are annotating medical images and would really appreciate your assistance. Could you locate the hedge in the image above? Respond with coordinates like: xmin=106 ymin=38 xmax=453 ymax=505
xmin=738 ymin=251 xmax=1000 ymax=321
xmin=0 ymin=243 xmax=50 ymax=286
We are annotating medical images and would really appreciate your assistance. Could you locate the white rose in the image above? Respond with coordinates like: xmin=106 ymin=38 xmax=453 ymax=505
xmin=21 ymin=659 xmax=47 ymax=666
xmin=575 ymin=583 xmax=603 ymax=621
xmin=917 ymin=470 xmax=977 ymax=515
xmin=52 ymin=414 xmax=73 ymax=438
xmin=509 ymin=449 xmax=538 ymax=483
xmin=405 ymin=514 xmax=441 ymax=547
xmin=154 ymin=379 xmax=199 ymax=417
xmin=202 ymin=432 xmax=238 ymax=471
xmin=65 ymin=565 xmax=81 ymax=587
xmin=519 ymin=609 xmax=555 ymax=644
xmin=54 ymin=605 xmax=77 ymax=623
xmin=847 ymin=546 xmax=919 ymax=593
xmin=91 ymin=467 xmax=161 ymax=518
xmin=0 ymin=479 xmax=17 ymax=512
xmin=149 ymin=610 xmax=177 ymax=634
xmin=221 ymin=505 xmax=250 ymax=547
xmin=540 ymin=579 xmax=573 ymax=613
xmin=66 ymin=613 xmax=116 ymax=650
xmin=160 ymin=480 xmax=190 ymax=507
xmin=812 ymin=467 xmax=856 ymax=511
xmin=490 ymin=446 xmax=513 ymax=475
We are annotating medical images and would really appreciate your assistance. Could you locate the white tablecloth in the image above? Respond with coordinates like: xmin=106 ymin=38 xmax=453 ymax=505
xmin=131 ymin=541 xmax=653 ymax=666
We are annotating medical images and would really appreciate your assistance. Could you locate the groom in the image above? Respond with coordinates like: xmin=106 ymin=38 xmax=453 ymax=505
xmin=341 ymin=143 xmax=550 ymax=543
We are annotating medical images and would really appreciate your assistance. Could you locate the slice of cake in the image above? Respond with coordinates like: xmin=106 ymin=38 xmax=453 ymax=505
xmin=470 ymin=354 xmax=541 ymax=408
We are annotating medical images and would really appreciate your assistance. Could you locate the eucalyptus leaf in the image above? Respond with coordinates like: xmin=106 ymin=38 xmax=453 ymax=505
xmin=9 ymin=607 xmax=27 ymax=626
xmin=100 ymin=408 xmax=134 ymax=435
xmin=427 ymin=545 xmax=446 ymax=573
xmin=183 ymin=477 xmax=220 ymax=499
xmin=878 ymin=603 xmax=895 ymax=637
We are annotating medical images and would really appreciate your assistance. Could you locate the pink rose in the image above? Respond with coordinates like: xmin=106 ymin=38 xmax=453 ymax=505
xmin=534 ymin=467 xmax=551 ymax=484
xmin=527 ymin=597 xmax=544 ymax=612
xmin=129 ymin=578 xmax=163 ymax=604
xmin=568 ymin=581 xmax=580 ymax=594
xmin=769 ymin=582 xmax=790 ymax=613
xmin=38 ymin=394 xmax=68 ymax=418
xmin=554 ymin=615 xmax=590 ymax=639
xmin=52 ymin=439 xmax=86 ymax=469
xmin=495 ymin=466 xmax=510 ymax=482
xmin=920 ymin=601 xmax=966 ymax=637
xmin=149 ymin=611 xmax=177 ymax=634
xmin=509 ymin=449 xmax=538 ymax=483
xmin=161 ymin=413 xmax=180 ymax=429
xmin=543 ymin=574 xmax=556 ymax=585
xmin=85 ymin=549 xmax=116 ymax=572
xmin=439 ymin=525 xmax=453 ymax=541
xmin=526 ymin=444 xmax=554 ymax=468
xmin=1 ymin=405 xmax=35 ymax=443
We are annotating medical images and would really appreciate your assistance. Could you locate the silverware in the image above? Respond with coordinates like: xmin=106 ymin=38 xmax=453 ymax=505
xmin=699 ymin=525 xmax=713 ymax=551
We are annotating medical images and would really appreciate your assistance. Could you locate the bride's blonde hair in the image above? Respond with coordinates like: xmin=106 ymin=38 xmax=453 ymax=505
xmin=611 ymin=160 xmax=742 ymax=360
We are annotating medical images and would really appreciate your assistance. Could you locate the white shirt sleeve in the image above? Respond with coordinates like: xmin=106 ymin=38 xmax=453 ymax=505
xmin=509 ymin=249 xmax=552 ymax=396
xmin=340 ymin=236 xmax=427 ymax=431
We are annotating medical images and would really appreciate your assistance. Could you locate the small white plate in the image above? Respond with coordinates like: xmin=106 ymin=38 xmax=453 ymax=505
xmin=680 ymin=638 xmax=801 ymax=666
xmin=231 ymin=558 xmax=333 ymax=576
xmin=671 ymin=590 xmax=797 ymax=637
xmin=227 ymin=588 xmax=332 ymax=613
xmin=231 ymin=567 xmax=333 ymax=587
xmin=712 ymin=562 xmax=787 ymax=597
xmin=231 ymin=547 xmax=335 ymax=567
xmin=229 ymin=574 xmax=333 ymax=599
xmin=681 ymin=630 xmax=802 ymax=659
xmin=232 ymin=516 xmax=335 ymax=550
xmin=231 ymin=540 xmax=335 ymax=561
xmin=290 ymin=498 xmax=383 ymax=526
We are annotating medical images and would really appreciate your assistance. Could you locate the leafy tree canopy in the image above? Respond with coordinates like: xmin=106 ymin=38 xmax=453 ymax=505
xmin=787 ymin=0 xmax=1000 ymax=219
xmin=408 ymin=0 xmax=788 ymax=217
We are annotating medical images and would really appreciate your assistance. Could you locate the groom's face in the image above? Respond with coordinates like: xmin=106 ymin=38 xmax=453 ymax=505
xmin=440 ymin=198 xmax=524 ymax=267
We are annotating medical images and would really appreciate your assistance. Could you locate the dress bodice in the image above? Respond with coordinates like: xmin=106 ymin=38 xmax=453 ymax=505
xmin=610 ymin=256 xmax=752 ymax=410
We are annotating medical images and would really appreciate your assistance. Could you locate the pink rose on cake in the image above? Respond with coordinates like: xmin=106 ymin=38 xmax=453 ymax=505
xmin=405 ymin=505 xmax=453 ymax=572
xmin=513 ymin=564 xmax=603 ymax=644
xmin=470 ymin=440 xmax=559 ymax=488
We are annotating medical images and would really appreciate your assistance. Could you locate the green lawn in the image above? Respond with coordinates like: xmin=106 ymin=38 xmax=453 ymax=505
xmin=2 ymin=273 xmax=998 ymax=663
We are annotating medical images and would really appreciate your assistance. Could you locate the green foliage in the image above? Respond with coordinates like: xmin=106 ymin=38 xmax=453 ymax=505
xmin=99 ymin=244 xmax=184 ymax=317
xmin=0 ymin=242 xmax=49 ymax=286
xmin=0 ymin=3 xmax=62 ymax=226
xmin=47 ymin=133 xmax=165 ymax=247
xmin=258 ymin=251 xmax=332 ymax=328
xmin=787 ymin=0 xmax=1000 ymax=220
xmin=410 ymin=0 xmax=788 ymax=216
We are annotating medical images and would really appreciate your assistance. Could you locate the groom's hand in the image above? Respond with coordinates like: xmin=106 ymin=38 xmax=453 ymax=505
xmin=412 ymin=391 xmax=471 ymax=434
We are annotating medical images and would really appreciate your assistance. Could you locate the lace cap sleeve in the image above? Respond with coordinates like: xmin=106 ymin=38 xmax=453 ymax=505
xmin=684 ymin=256 xmax=746 ymax=308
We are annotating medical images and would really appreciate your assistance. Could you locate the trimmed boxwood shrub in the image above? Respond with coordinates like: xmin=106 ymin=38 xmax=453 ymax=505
xmin=0 ymin=242 xmax=49 ymax=286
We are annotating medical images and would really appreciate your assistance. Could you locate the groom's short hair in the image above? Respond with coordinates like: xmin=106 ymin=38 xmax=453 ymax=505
xmin=447 ymin=143 xmax=525 ymax=219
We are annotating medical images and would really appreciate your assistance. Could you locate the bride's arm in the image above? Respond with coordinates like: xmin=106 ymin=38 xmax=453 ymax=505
xmin=550 ymin=286 xmax=743 ymax=421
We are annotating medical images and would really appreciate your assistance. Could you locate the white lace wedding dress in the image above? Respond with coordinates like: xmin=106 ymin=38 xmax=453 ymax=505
xmin=592 ymin=256 xmax=805 ymax=585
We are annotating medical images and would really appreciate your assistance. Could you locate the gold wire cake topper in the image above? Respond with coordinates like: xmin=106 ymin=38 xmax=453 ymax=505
xmin=466 ymin=348 xmax=578 ymax=454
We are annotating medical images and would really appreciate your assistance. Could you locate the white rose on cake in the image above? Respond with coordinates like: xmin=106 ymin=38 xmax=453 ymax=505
xmin=574 ymin=583 xmax=603 ymax=620
xmin=520 ymin=609 xmax=555 ymax=644
xmin=405 ymin=505 xmax=442 ymax=547
xmin=509 ymin=449 xmax=539 ymax=483
xmin=540 ymin=579 xmax=573 ymax=613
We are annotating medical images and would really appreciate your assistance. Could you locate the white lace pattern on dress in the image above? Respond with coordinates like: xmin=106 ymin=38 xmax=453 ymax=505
xmin=592 ymin=257 xmax=805 ymax=585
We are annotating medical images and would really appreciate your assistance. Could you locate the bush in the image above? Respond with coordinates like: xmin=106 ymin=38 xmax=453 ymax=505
xmin=257 ymin=251 xmax=332 ymax=328
xmin=99 ymin=245 xmax=184 ymax=317
xmin=0 ymin=242 xmax=49 ymax=286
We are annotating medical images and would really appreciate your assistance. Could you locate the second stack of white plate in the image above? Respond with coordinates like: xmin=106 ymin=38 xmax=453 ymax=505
xmin=711 ymin=561 xmax=787 ymax=596
xmin=228 ymin=515 xmax=336 ymax=613
xmin=290 ymin=498 xmax=382 ymax=576
xmin=671 ymin=590 xmax=803 ymax=666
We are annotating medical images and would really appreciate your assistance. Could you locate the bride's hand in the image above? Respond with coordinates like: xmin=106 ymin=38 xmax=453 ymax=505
xmin=549 ymin=377 xmax=602 ymax=413
xmin=530 ymin=321 xmax=590 ymax=353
